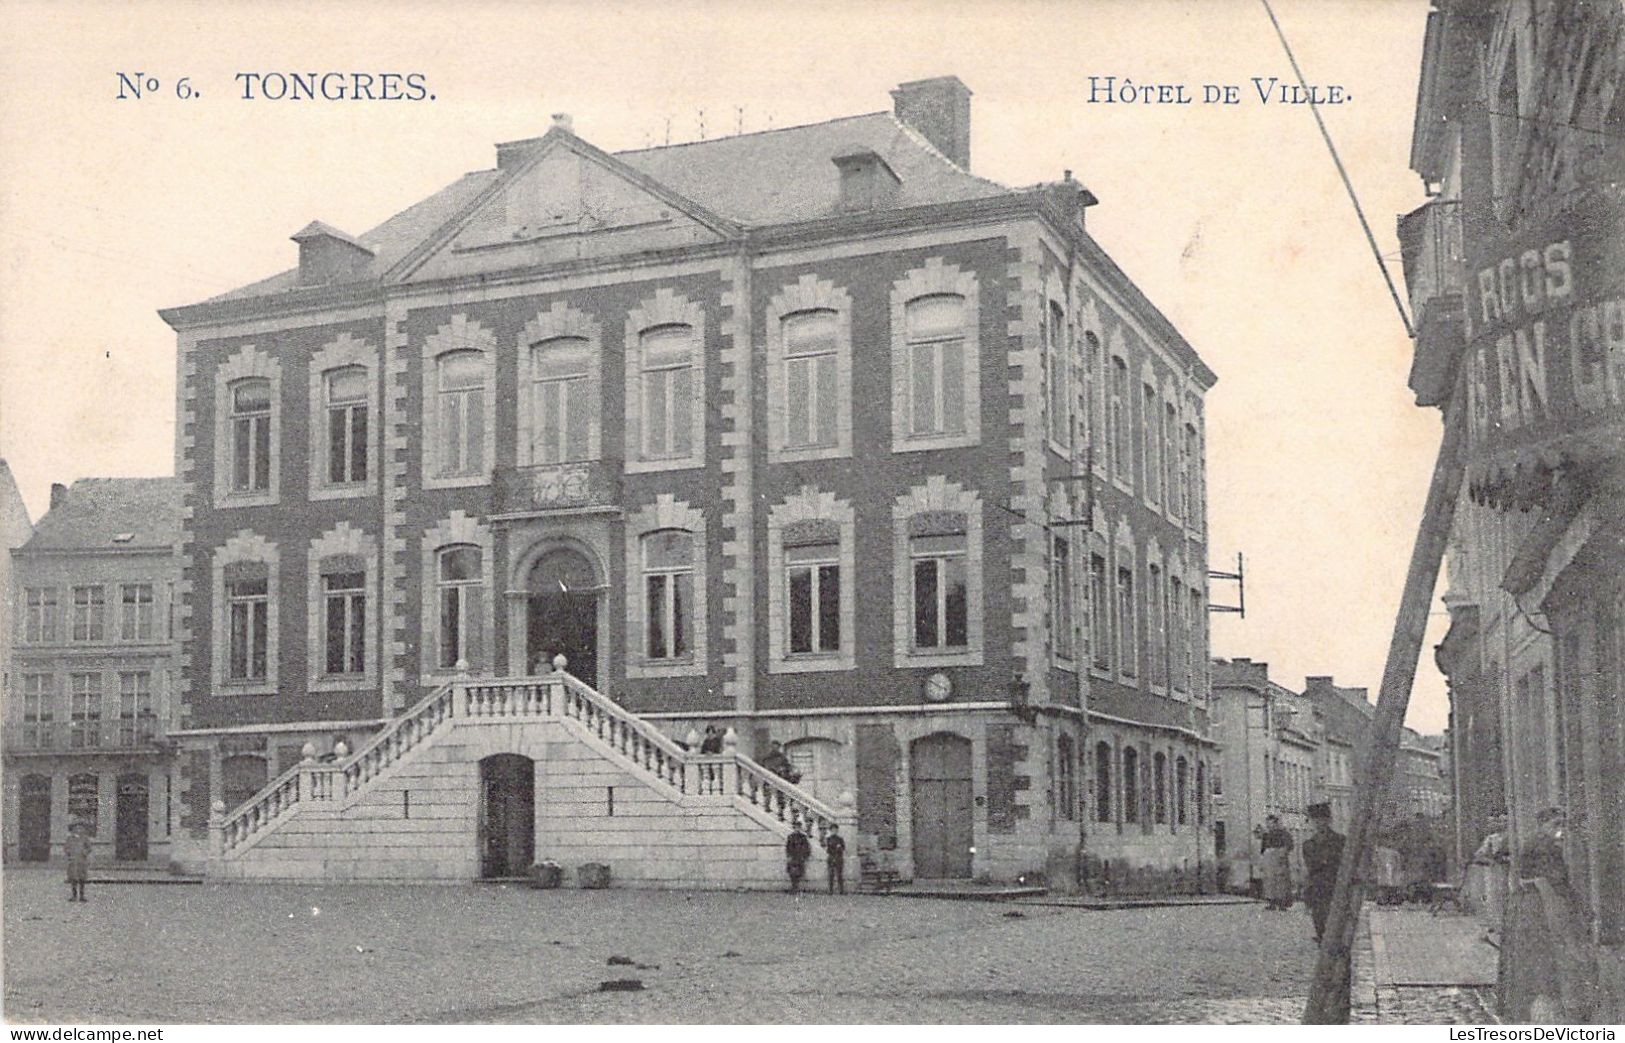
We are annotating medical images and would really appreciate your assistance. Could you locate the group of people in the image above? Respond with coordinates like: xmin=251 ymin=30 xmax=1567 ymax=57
xmin=1256 ymin=802 xmax=1346 ymax=943
xmin=784 ymin=821 xmax=846 ymax=894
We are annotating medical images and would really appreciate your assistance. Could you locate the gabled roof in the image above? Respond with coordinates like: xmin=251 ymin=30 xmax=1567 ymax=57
xmin=20 ymin=478 xmax=182 ymax=553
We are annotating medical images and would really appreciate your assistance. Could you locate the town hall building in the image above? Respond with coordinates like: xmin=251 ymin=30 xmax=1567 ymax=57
xmin=159 ymin=77 xmax=1219 ymax=891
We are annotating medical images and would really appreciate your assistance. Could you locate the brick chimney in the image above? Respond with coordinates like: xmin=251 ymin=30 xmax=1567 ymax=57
xmin=49 ymin=482 xmax=67 ymax=511
xmin=891 ymin=76 xmax=972 ymax=169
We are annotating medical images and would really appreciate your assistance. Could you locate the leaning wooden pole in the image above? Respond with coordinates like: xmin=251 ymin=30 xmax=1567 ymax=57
xmin=1303 ymin=380 xmax=1467 ymax=1023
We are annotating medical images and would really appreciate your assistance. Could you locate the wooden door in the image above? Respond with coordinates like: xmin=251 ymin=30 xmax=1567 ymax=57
xmin=910 ymin=733 xmax=974 ymax=879
xmin=478 ymin=754 xmax=535 ymax=878
xmin=115 ymin=774 xmax=149 ymax=861
xmin=18 ymin=774 xmax=51 ymax=862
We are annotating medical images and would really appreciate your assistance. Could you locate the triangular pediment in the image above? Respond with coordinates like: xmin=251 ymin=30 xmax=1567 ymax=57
xmin=396 ymin=134 xmax=734 ymax=283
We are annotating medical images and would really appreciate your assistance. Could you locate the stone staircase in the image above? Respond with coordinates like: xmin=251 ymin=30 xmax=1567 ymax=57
xmin=207 ymin=672 xmax=852 ymax=887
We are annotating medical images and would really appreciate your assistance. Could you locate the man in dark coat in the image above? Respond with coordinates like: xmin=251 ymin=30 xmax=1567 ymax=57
xmin=823 ymin=823 xmax=847 ymax=894
xmin=759 ymin=740 xmax=800 ymax=783
xmin=1302 ymin=802 xmax=1345 ymax=943
xmin=64 ymin=822 xmax=92 ymax=902
xmin=785 ymin=825 xmax=812 ymax=893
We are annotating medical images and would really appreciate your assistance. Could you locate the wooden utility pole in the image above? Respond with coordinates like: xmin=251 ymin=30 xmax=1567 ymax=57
xmin=1303 ymin=380 xmax=1467 ymax=1022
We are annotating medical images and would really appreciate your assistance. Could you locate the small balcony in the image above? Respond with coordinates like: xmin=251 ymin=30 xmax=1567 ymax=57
xmin=1397 ymin=199 xmax=1467 ymax=408
xmin=5 ymin=719 xmax=163 ymax=754
xmin=493 ymin=460 xmax=623 ymax=516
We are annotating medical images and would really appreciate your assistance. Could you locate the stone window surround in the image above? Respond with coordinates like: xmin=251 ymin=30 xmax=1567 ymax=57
xmin=306 ymin=522 xmax=379 ymax=694
xmin=1140 ymin=359 xmax=1162 ymax=512
xmin=1049 ymin=488 xmax=1077 ymax=672
xmin=517 ymin=302 xmax=603 ymax=468
xmin=210 ymin=530 xmax=279 ymax=697
xmin=419 ymin=511 xmax=494 ymax=684
xmin=890 ymin=258 xmax=982 ymax=454
xmin=624 ymin=290 xmax=706 ymax=475
xmin=213 ymin=345 xmax=282 ymax=509
xmin=1161 ymin=373 xmax=1184 ymax=525
xmin=767 ymin=486 xmax=856 ymax=674
xmin=308 ymin=333 xmax=380 ymax=502
xmin=421 ymin=314 xmax=497 ymax=491
xmin=892 ymin=476 xmax=984 ymax=669
xmin=766 ymin=274 xmax=854 ymax=464
xmin=625 ymin=494 xmax=708 ymax=679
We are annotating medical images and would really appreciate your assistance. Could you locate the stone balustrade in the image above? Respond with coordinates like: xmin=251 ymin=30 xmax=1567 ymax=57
xmin=213 ymin=667 xmax=849 ymax=859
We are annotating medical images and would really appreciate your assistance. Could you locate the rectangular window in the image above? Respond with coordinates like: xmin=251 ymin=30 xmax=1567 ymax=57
xmin=1047 ymin=302 xmax=1069 ymax=447
xmin=1051 ymin=535 xmax=1073 ymax=661
xmin=1185 ymin=424 xmax=1202 ymax=529
xmin=24 ymin=587 xmax=57 ymax=643
xmin=1117 ymin=565 xmax=1137 ymax=678
xmin=436 ymin=352 xmax=485 ymax=478
xmin=118 ymin=671 xmax=155 ymax=746
xmin=531 ymin=337 xmax=591 ymax=465
xmin=912 ymin=534 xmax=968 ymax=650
xmin=640 ymin=326 xmax=694 ymax=461
xmin=325 ymin=367 xmax=369 ymax=485
xmin=1143 ymin=385 xmax=1161 ymax=504
xmin=71 ymin=586 xmax=105 ymax=642
xmin=69 ymin=672 xmax=102 ymax=748
xmin=231 ymin=379 xmax=272 ymax=493
xmin=1148 ymin=563 xmax=1166 ymax=687
xmin=1165 ymin=402 xmax=1182 ymax=519
xmin=22 ymin=674 xmax=55 ymax=747
xmin=905 ymin=295 xmax=967 ymax=438
xmin=643 ymin=531 xmax=694 ymax=660
xmin=227 ymin=577 xmax=269 ymax=682
xmin=786 ymin=543 xmax=840 ymax=655
xmin=120 ymin=583 xmax=155 ymax=641
xmin=1111 ymin=358 xmax=1131 ymax=483
xmin=436 ymin=546 xmax=482 ymax=670
xmin=1090 ymin=553 xmax=1111 ymax=671
xmin=1170 ymin=577 xmax=1187 ymax=691
xmin=324 ymin=571 xmax=366 ymax=676
xmin=783 ymin=311 xmax=839 ymax=450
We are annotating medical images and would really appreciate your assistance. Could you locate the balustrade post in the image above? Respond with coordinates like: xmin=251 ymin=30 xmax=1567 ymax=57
xmin=723 ymin=757 xmax=740 ymax=796
xmin=209 ymin=799 xmax=226 ymax=857
xmin=453 ymin=665 xmax=470 ymax=718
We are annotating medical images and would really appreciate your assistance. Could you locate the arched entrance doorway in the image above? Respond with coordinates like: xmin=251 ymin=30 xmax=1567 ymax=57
xmin=526 ymin=547 xmax=599 ymax=686
xmin=18 ymin=774 xmax=51 ymax=862
xmin=115 ymin=774 xmax=150 ymax=861
xmin=478 ymin=754 xmax=535 ymax=878
xmin=910 ymin=733 xmax=974 ymax=879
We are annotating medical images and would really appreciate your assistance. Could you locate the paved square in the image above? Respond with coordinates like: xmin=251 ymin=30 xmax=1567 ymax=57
xmin=4 ymin=869 xmax=1318 ymax=1023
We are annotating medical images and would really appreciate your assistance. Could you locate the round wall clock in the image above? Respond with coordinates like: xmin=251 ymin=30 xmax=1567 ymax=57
xmin=924 ymin=671 xmax=953 ymax=702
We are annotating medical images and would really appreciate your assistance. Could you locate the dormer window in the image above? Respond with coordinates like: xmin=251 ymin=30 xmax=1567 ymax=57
xmin=832 ymin=149 xmax=901 ymax=211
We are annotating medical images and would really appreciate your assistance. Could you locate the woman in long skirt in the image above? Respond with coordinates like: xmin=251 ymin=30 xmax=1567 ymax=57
xmin=1259 ymin=815 xmax=1295 ymax=910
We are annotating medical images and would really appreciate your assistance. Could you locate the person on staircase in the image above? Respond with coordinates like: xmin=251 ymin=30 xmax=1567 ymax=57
xmin=699 ymin=725 xmax=724 ymax=755
xmin=759 ymin=740 xmax=800 ymax=783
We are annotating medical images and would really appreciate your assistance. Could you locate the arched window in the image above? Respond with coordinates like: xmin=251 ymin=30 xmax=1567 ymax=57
xmin=529 ymin=336 xmax=591 ymax=464
xmin=435 ymin=351 xmax=486 ymax=479
xmin=1095 ymin=741 xmax=1113 ymax=823
xmin=903 ymin=294 xmax=967 ymax=438
xmin=323 ymin=366 xmax=368 ymax=485
xmin=230 ymin=378 xmax=272 ymax=493
xmin=1110 ymin=356 xmax=1131 ymax=483
xmin=1154 ymin=751 xmax=1168 ymax=824
xmin=1142 ymin=382 xmax=1161 ymax=504
xmin=1123 ymin=746 xmax=1140 ymax=824
xmin=1176 ymin=756 xmax=1189 ymax=826
xmin=1057 ymin=734 xmax=1076 ymax=821
xmin=641 ymin=529 xmax=694 ymax=661
xmin=1046 ymin=300 xmax=1068 ymax=446
xmin=1196 ymin=761 xmax=1206 ymax=825
xmin=436 ymin=545 xmax=483 ymax=670
xmin=639 ymin=325 xmax=695 ymax=461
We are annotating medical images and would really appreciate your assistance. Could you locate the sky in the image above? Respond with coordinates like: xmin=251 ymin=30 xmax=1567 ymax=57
xmin=0 ymin=0 xmax=1453 ymax=730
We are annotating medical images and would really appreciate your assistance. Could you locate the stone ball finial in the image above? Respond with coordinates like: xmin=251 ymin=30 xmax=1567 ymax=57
xmin=301 ymin=742 xmax=317 ymax=762
xmin=333 ymin=740 xmax=350 ymax=758
xmin=685 ymin=727 xmax=701 ymax=749
xmin=455 ymin=658 xmax=469 ymax=675
xmin=722 ymin=727 xmax=738 ymax=752
xmin=211 ymin=799 xmax=226 ymax=814
xmin=552 ymin=654 xmax=568 ymax=673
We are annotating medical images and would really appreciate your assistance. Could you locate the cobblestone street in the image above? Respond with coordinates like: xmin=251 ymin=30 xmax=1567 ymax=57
xmin=4 ymin=870 xmax=1317 ymax=1024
